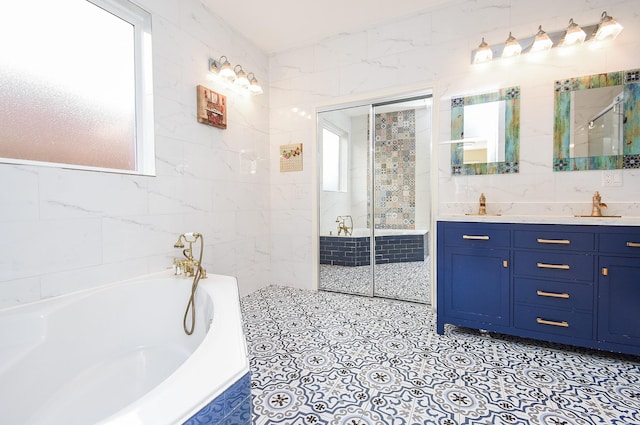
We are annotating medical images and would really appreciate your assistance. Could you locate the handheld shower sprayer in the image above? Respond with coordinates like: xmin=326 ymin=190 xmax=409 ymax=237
xmin=173 ymin=232 xmax=206 ymax=335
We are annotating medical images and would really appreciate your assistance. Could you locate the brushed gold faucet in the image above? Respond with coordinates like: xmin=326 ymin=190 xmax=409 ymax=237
xmin=478 ymin=193 xmax=487 ymax=215
xmin=335 ymin=215 xmax=353 ymax=236
xmin=591 ymin=191 xmax=607 ymax=217
xmin=173 ymin=232 xmax=207 ymax=335
xmin=173 ymin=232 xmax=207 ymax=278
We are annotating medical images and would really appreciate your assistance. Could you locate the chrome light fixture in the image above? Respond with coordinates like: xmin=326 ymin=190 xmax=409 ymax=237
xmin=215 ymin=56 xmax=235 ymax=81
xmin=595 ymin=11 xmax=623 ymax=42
xmin=530 ymin=25 xmax=553 ymax=52
xmin=502 ymin=32 xmax=522 ymax=58
xmin=562 ymin=18 xmax=586 ymax=46
xmin=471 ymin=11 xmax=623 ymax=65
xmin=473 ymin=37 xmax=493 ymax=64
xmin=207 ymin=56 xmax=263 ymax=96
xmin=234 ymin=65 xmax=250 ymax=89
xmin=247 ymin=73 xmax=263 ymax=95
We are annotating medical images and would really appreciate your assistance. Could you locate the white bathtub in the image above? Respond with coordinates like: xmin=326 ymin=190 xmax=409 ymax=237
xmin=0 ymin=270 xmax=250 ymax=425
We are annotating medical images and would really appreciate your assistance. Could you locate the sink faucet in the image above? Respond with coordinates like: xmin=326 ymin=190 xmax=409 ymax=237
xmin=478 ymin=193 xmax=487 ymax=216
xmin=335 ymin=215 xmax=353 ymax=236
xmin=591 ymin=191 xmax=608 ymax=217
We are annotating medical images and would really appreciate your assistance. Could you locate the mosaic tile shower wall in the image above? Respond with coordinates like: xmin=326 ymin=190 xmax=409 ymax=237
xmin=370 ymin=110 xmax=416 ymax=229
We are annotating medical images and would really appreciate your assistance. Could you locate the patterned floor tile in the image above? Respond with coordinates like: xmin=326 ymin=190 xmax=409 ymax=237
xmin=241 ymin=287 xmax=640 ymax=424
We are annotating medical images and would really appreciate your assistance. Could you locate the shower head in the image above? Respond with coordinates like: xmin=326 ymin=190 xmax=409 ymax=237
xmin=173 ymin=235 xmax=185 ymax=248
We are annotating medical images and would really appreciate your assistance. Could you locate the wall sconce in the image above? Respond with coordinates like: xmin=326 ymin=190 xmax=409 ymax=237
xmin=208 ymin=57 xmax=263 ymax=95
xmin=471 ymin=10 xmax=623 ymax=64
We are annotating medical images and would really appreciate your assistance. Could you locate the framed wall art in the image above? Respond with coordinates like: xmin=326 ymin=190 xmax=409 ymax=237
xmin=280 ymin=143 xmax=303 ymax=172
xmin=197 ymin=85 xmax=227 ymax=129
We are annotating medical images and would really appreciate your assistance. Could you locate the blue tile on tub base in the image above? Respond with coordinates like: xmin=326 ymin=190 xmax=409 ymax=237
xmin=183 ymin=372 xmax=252 ymax=425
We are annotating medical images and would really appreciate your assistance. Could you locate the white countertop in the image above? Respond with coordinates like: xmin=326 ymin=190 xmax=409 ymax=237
xmin=437 ymin=215 xmax=640 ymax=226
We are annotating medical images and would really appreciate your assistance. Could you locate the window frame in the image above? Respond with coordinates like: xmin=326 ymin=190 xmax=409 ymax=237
xmin=0 ymin=0 xmax=155 ymax=176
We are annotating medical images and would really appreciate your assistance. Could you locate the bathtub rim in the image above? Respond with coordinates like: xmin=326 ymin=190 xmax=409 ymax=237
xmin=0 ymin=269 xmax=249 ymax=425
xmin=97 ymin=269 xmax=250 ymax=425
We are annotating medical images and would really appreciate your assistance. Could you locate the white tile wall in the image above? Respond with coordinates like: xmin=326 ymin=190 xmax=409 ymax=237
xmin=269 ymin=0 xmax=640 ymax=290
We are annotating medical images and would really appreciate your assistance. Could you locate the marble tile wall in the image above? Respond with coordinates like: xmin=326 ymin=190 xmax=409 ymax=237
xmin=0 ymin=0 xmax=270 ymax=308
xmin=269 ymin=0 xmax=640 ymax=290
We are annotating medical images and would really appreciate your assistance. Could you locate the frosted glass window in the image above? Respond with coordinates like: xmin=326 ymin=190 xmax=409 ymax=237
xmin=0 ymin=0 xmax=155 ymax=175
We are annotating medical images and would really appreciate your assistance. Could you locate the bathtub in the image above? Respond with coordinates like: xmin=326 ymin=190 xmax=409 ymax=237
xmin=320 ymin=228 xmax=428 ymax=266
xmin=0 ymin=270 xmax=251 ymax=425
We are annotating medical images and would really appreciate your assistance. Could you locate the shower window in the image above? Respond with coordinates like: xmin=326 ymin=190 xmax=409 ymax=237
xmin=0 ymin=0 xmax=155 ymax=175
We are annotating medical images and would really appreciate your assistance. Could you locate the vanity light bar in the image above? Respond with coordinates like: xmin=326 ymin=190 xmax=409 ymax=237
xmin=472 ymin=11 xmax=623 ymax=64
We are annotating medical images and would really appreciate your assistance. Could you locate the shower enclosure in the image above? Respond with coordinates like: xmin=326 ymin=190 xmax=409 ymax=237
xmin=318 ymin=93 xmax=433 ymax=304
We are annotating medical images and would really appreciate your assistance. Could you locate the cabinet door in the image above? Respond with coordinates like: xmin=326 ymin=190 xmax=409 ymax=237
xmin=598 ymin=256 xmax=640 ymax=346
xmin=443 ymin=246 xmax=510 ymax=326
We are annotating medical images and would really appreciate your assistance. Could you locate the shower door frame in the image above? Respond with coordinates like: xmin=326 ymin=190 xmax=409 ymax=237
xmin=316 ymin=88 xmax=435 ymax=303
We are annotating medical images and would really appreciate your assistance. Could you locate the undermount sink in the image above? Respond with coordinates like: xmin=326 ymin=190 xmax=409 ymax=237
xmin=465 ymin=213 xmax=502 ymax=216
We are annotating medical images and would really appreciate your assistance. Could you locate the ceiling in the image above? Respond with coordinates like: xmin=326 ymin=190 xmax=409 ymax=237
xmin=206 ymin=0 xmax=454 ymax=55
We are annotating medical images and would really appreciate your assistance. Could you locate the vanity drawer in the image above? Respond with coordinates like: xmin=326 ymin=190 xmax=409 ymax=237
xmin=514 ymin=278 xmax=593 ymax=311
xmin=514 ymin=306 xmax=593 ymax=339
xmin=514 ymin=229 xmax=595 ymax=251
xmin=599 ymin=231 xmax=640 ymax=256
xmin=442 ymin=223 xmax=510 ymax=248
xmin=514 ymin=251 xmax=594 ymax=281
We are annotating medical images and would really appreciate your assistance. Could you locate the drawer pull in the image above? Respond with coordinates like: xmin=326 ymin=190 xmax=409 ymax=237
xmin=536 ymin=290 xmax=570 ymax=299
xmin=536 ymin=262 xmax=570 ymax=270
xmin=602 ymin=267 xmax=608 ymax=276
xmin=537 ymin=238 xmax=570 ymax=245
xmin=536 ymin=317 xmax=569 ymax=328
xmin=462 ymin=235 xmax=490 ymax=241
xmin=626 ymin=242 xmax=640 ymax=248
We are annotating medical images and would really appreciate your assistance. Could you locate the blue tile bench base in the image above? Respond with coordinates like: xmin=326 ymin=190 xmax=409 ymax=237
xmin=320 ymin=234 xmax=426 ymax=266
xmin=182 ymin=372 xmax=252 ymax=425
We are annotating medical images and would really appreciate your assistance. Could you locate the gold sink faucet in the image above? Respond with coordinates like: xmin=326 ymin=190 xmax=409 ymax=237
xmin=591 ymin=191 xmax=607 ymax=217
xmin=478 ymin=193 xmax=487 ymax=215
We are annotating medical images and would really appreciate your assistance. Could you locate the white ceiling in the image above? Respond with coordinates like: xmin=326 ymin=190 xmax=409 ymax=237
xmin=206 ymin=0 xmax=454 ymax=55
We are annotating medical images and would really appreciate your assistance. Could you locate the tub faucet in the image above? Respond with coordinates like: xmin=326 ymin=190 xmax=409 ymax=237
xmin=335 ymin=215 xmax=353 ymax=236
xmin=173 ymin=233 xmax=207 ymax=279
xmin=174 ymin=232 xmax=207 ymax=335
xmin=591 ymin=191 xmax=607 ymax=217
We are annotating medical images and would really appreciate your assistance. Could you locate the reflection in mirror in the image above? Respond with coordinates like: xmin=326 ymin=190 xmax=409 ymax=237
xmin=553 ymin=69 xmax=640 ymax=171
xmin=450 ymin=86 xmax=520 ymax=175
xmin=462 ymin=101 xmax=506 ymax=164
xmin=571 ymin=85 xmax=624 ymax=158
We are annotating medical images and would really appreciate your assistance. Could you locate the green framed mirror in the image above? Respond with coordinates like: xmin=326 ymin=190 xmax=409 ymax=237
xmin=553 ymin=69 xmax=640 ymax=171
xmin=450 ymin=86 xmax=520 ymax=175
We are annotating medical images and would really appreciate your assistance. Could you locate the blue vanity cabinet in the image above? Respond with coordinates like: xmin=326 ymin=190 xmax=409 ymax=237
xmin=436 ymin=222 xmax=510 ymax=335
xmin=437 ymin=220 xmax=640 ymax=356
xmin=512 ymin=227 xmax=596 ymax=342
xmin=598 ymin=229 xmax=640 ymax=350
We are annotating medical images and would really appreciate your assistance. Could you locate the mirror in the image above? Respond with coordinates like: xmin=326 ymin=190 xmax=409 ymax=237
xmin=450 ymin=86 xmax=520 ymax=175
xmin=553 ymin=69 xmax=640 ymax=171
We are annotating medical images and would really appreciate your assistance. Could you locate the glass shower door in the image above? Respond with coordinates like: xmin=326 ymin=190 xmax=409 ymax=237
xmin=371 ymin=98 xmax=432 ymax=304
xmin=318 ymin=94 xmax=432 ymax=304
xmin=318 ymin=105 xmax=373 ymax=297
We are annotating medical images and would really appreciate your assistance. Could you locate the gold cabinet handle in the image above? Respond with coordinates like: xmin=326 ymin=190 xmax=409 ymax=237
xmin=536 ymin=262 xmax=570 ymax=270
xmin=602 ymin=267 xmax=608 ymax=276
xmin=503 ymin=260 xmax=508 ymax=268
xmin=537 ymin=238 xmax=570 ymax=245
xmin=462 ymin=235 xmax=489 ymax=240
xmin=627 ymin=242 xmax=640 ymax=248
xmin=536 ymin=290 xmax=570 ymax=299
xmin=536 ymin=317 xmax=569 ymax=327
